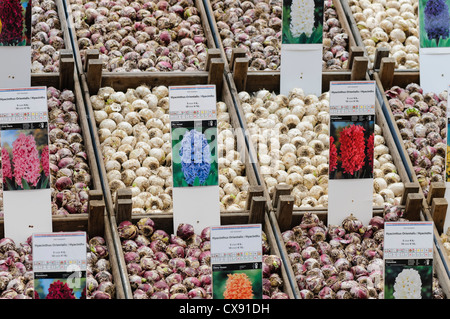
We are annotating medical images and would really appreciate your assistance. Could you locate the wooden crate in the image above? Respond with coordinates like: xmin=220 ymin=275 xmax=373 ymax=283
xmin=227 ymin=60 xmax=411 ymax=215
xmin=64 ymin=0 xmax=218 ymax=75
xmin=268 ymin=187 xmax=450 ymax=298
xmin=31 ymin=0 xmax=74 ymax=74
xmin=204 ymin=0 xmax=359 ymax=75
xmin=373 ymin=64 xmax=450 ymax=282
xmin=340 ymin=0 xmax=420 ymax=74
xmin=0 ymin=56 xmax=125 ymax=297
xmin=80 ymin=56 xmax=263 ymax=222
xmin=111 ymin=188 xmax=295 ymax=299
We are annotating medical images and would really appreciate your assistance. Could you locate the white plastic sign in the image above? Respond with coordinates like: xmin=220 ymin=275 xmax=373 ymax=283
xmin=169 ymin=85 xmax=220 ymax=234
xmin=383 ymin=221 xmax=434 ymax=299
xmin=328 ymin=81 xmax=376 ymax=226
xmin=0 ymin=87 xmax=51 ymax=244
xmin=32 ymin=232 xmax=87 ymax=299
xmin=210 ymin=224 xmax=262 ymax=299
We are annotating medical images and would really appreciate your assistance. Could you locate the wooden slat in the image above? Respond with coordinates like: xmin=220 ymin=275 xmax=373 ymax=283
xmin=88 ymin=199 xmax=105 ymax=238
xmin=233 ymin=57 xmax=249 ymax=92
xmin=427 ymin=182 xmax=446 ymax=206
xmin=275 ymin=195 xmax=294 ymax=233
xmin=86 ymin=59 xmax=103 ymax=95
xmin=373 ymin=47 xmax=391 ymax=70
xmin=248 ymin=196 xmax=266 ymax=225
xmin=431 ymin=198 xmax=448 ymax=235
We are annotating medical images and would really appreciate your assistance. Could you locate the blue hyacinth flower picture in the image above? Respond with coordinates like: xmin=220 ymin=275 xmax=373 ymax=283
xmin=171 ymin=121 xmax=218 ymax=187
xmin=420 ymin=0 xmax=450 ymax=47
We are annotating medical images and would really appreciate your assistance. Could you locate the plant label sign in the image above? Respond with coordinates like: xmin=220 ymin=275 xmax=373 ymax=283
xmin=280 ymin=0 xmax=324 ymax=96
xmin=0 ymin=0 xmax=32 ymax=88
xmin=210 ymin=224 xmax=262 ymax=299
xmin=418 ymin=0 xmax=450 ymax=93
xmin=169 ymin=85 xmax=220 ymax=234
xmin=328 ymin=81 xmax=376 ymax=226
xmin=383 ymin=221 xmax=434 ymax=299
xmin=0 ymin=86 xmax=51 ymax=244
xmin=32 ymin=232 xmax=87 ymax=299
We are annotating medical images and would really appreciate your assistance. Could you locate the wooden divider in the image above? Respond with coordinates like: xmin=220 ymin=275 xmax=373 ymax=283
xmin=374 ymin=64 xmax=450 ymax=283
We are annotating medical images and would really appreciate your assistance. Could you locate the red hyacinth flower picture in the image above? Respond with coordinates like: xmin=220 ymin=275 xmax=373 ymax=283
xmin=329 ymin=117 xmax=374 ymax=179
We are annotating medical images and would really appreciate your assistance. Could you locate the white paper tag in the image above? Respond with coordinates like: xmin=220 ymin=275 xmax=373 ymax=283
xmin=169 ymin=85 xmax=220 ymax=234
xmin=210 ymin=224 xmax=262 ymax=299
xmin=328 ymin=81 xmax=376 ymax=226
xmin=32 ymin=232 xmax=87 ymax=299
xmin=383 ymin=221 xmax=434 ymax=299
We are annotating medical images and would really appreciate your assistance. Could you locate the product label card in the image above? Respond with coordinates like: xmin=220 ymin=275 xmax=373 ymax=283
xmin=280 ymin=0 xmax=324 ymax=96
xmin=211 ymin=224 xmax=263 ymax=299
xmin=32 ymin=232 xmax=87 ymax=299
xmin=169 ymin=85 xmax=220 ymax=234
xmin=169 ymin=85 xmax=218 ymax=187
xmin=0 ymin=87 xmax=51 ymax=243
xmin=328 ymin=81 xmax=376 ymax=226
xmin=383 ymin=221 xmax=434 ymax=299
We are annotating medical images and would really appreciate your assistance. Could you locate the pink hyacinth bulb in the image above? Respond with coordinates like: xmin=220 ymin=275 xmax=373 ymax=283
xmin=2 ymin=148 xmax=13 ymax=183
xmin=41 ymin=145 xmax=49 ymax=177
xmin=12 ymin=133 xmax=41 ymax=187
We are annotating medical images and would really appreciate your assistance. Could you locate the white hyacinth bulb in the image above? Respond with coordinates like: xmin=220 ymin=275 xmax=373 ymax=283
xmin=393 ymin=268 xmax=422 ymax=299
xmin=290 ymin=0 xmax=315 ymax=37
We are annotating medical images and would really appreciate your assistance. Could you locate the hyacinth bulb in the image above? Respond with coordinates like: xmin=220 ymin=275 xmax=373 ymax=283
xmin=223 ymin=273 xmax=254 ymax=299
xmin=179 ymin=129 xmax=211 ymax=186
xmin=424 ymin=0 xmax=450 ymax=44
xmin=0 ymin=0 xmax=24 ymax=45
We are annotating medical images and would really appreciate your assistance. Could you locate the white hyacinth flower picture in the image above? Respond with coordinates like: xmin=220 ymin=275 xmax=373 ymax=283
xmin=393 ymin=268 xmax=422 ymax=299
xmin=282 ymin=0 xmax=323 ymax=44
xmin=384 ymin=265 xmax=433 ymax=299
